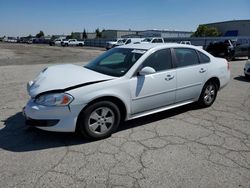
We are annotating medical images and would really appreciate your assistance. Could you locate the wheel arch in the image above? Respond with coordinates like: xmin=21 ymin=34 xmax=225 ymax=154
xmin=205 ymin=77 xmax=220 ymax=90
xmin=76 ymin=96 xmax=128 ymax=131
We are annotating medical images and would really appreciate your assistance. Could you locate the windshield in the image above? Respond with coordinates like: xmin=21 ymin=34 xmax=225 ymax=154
xmin=85 ymin=48 xmax=146 ymax=77
xmin=117 ymin=39 xmax=127 ymax=44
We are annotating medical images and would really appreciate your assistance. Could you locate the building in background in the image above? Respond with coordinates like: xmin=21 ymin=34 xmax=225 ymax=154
xmin=203 ymin=20 xmax=250 ymax=37
xmin=102 ymin=30 xmax=138 ymax=38
xmin=72 ymin=29 xmax=193 ymax=39
xmin=138 ymin=30 xmax=193 ymax=38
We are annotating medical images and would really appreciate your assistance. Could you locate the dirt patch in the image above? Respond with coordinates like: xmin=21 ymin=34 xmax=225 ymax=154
xmin=0 ymin=42 xmax=104 ymax=66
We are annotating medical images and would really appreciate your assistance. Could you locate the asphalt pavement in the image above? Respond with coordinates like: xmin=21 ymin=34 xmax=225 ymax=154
xmin=0 ymin=58 xmax=250 ymax=188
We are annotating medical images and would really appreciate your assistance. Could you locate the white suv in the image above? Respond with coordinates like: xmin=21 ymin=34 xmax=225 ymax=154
xmin=23 ymin=43 xmax=230 ymax=139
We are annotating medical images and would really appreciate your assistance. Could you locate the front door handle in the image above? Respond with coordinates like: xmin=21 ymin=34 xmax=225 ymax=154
xmin=199 ymin=68 xmax=206 ymax=73
xmin=165 ymin=75 xmax=174 ymax=81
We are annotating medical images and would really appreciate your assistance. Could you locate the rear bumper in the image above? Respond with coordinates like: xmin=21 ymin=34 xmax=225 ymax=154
xmin=219 ymin=70 xmax=231 ymax=90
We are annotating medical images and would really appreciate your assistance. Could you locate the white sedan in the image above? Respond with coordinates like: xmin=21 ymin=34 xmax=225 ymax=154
xmin=23 ymin=43 xmax=230 ymax=139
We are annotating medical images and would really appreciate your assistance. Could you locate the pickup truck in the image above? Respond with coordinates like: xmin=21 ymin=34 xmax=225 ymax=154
xmin=49 ymin=38 xmax=65 ymax=46
xmin=141 ymin=37 xmax=164 ymax=43
xmin=106 ymin=38 xmax=125 ymax=50
xmin=61 ymin=39 xmax=85 ymax=47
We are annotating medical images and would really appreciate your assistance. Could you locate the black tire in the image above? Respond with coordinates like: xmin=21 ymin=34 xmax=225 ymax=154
xmin=198 ymin=81 xmax=218 ymax=107
xmin=77 ymin=101 xmax=121 ymax=140
xmin=245 ymin=74 xmax=250 ymax=79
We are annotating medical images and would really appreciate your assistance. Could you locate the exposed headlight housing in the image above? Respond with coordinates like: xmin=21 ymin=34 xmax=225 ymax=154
xmin=35 ymin=93 xmax=74 ymax=106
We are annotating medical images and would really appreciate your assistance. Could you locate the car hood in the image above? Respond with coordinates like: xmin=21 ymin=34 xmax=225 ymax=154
xmin=27 ymin=64 xmax=115 ymax=98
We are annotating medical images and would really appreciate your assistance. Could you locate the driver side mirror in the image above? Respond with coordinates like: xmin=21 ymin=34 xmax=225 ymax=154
xmin=139 ymin=66 xmax=156 ymax=76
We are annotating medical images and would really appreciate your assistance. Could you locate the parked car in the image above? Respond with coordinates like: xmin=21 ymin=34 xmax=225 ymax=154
xmin=244 ymin=60 xmax=250 ymax=79
xmin=234 ymin=39 xmax=250 ymax=59
xmin=106 ymin=38 xmax=125 ymax=50
xmin=49 ymin=38 xmax=65 ymax=46
xmin=23 ymin=43 xmax=230 ymax=139
xmin=7 ymin=37 xmax=18 ymax=43
xmin=141 ymin=37 xmax=164 ymax=43
xmin=180 ymin=41 xmax=192 ymax=45
xmin=206 ymin=39 xmax=250 ymax=60
xmin=61 ymin=39 xmax=85 ymax=47
xmin=112 ymin=38 xmax=143 ymax=47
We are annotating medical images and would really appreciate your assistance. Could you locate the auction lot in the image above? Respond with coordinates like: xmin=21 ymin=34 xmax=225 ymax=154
xmin=0 ymin=43 xmax=250 ymax=188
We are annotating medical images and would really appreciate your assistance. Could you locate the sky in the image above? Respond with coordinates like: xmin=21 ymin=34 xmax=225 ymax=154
xmin=0 ymin=0 xmax=249 ymax=37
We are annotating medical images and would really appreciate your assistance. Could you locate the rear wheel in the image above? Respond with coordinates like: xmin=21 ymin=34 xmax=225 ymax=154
xmin=198 ymin=81 xmax=218 ymax=107
xmin=77 ymin=101 xmax=121 ymax=140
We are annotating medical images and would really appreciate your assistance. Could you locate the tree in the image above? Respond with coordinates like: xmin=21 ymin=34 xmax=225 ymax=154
xmin=205 ymin=27 xmax=220 ymax=37
xmin=66 ymin=32 xmax=77 ymax=39
xmin=82 ymin=29 xmax=87 ymax=39
xmin=95 ymin=28 xmax=102 ymax=38
xmin=36 ymin=30 xmax=44 ymax=38
xmin=192 ymin=25 xmax=220 ymax=37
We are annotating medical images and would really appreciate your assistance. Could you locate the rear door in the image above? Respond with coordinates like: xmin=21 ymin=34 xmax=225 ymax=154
xmin=173 ymin=48 xmax=208 ymax=103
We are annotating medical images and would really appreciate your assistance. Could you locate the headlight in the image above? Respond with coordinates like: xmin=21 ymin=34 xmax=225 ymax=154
xmin=35 ymin=93 xmax=74 ymax=106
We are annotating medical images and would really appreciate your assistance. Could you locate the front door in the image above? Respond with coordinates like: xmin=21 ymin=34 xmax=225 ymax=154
xmin=130 ymin=48 xmax=177 ymax=114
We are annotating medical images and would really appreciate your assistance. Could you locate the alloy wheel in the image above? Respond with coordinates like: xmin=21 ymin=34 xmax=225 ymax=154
xmin=88 ymin=107 xmax=115 ymax=135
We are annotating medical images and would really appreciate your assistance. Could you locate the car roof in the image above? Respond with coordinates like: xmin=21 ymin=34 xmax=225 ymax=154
xmin=117 ymin=43 xmax=199 ymax=50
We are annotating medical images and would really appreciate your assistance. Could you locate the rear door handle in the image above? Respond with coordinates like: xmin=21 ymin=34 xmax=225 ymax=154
xmin=165 ymin=75 xmax=174 ymax=81
xmin=199 ymin=68 xmax=206 ymax=73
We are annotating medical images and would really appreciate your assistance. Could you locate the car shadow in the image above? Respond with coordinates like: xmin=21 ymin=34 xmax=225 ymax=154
xmin=0 ymin=103 xmax=200 ymax=152
xmin=234 ymin=75 xmax=250 ymax=82
xmin=0 ymin=112 xmax=87 ymax=152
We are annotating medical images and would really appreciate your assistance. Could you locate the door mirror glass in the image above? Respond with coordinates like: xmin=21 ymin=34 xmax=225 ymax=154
xmin=139 ymin=66 xmax=156 ymax=76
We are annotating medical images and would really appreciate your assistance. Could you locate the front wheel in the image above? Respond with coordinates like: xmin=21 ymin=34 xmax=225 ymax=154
xmin=198 ymin=82 xmax=218 ymax=107
xmin=77 ymin=101 xmax=121 ymax=140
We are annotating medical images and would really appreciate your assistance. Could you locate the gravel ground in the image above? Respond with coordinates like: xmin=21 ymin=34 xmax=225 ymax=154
xmin=0 ymin=43 xmax=250 ymax=188
xmin=0 ymin=42 xmax=103 ymax=66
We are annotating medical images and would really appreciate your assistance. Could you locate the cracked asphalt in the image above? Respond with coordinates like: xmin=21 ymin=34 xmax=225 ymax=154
xmin=0 ymin=55 xmax=250 ymax=187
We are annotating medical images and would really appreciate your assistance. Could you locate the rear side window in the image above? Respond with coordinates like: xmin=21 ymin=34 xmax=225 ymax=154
xmin=174 ymin=48 xmax=199 ymax=67
xmin=197 ymin=51 xmax=210 ymax=63
xmin=142 ymin=49 xmax=172 ymax=72
xmin=152 ymin=39 xmax=163 ymax=43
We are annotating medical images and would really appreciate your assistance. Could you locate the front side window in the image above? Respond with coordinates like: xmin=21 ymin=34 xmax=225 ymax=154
xmin=85 ymin=48 xmax=145 ymax=77
xmin=142 ymin=49 xmax=172 ymax=72
xmin=174 ymin=48 xmax=199 ymax=67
